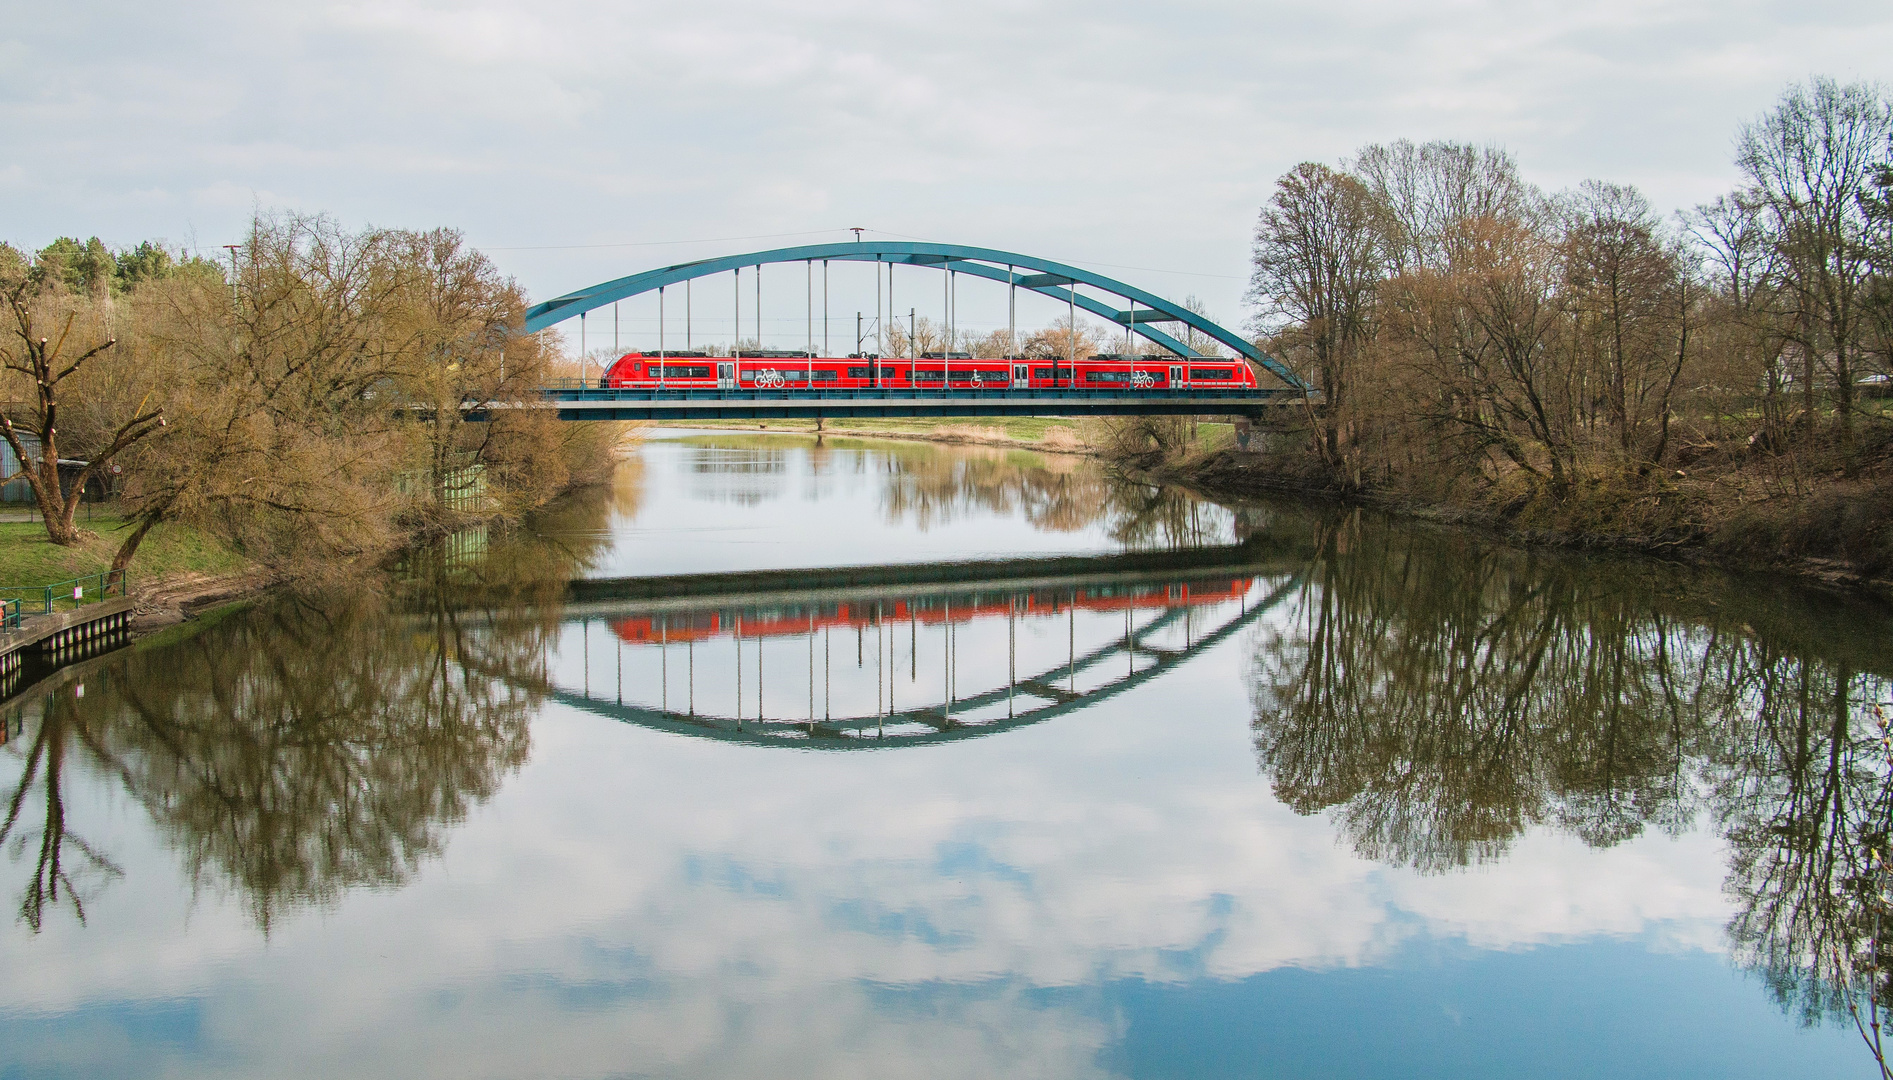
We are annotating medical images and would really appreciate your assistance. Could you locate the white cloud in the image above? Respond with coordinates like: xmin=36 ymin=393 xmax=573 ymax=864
xmin=0 ymin=618 xmax=1738 ymax=1077
xmin=4 ymin=0 xmax=1889 ymax=335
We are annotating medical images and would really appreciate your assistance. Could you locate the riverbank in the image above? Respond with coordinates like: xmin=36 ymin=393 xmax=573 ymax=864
xmin=1147 ymin=444 xmax=1893 ymax=600
xmin=0 ymin=513 xmax=271 ymax=634
xmin=128 ymin=568 xmax=280 ymax=632
xmin=0 ymin=515 xmax=249 ymax=585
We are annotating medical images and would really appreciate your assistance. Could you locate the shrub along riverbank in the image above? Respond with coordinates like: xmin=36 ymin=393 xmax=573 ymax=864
xmin=1 ymin=213 xmax=632 ymax=597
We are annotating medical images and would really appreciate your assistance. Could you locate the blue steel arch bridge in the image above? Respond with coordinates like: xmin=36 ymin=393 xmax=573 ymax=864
xmin=521 ymin=241 xmax=1310 ymax=422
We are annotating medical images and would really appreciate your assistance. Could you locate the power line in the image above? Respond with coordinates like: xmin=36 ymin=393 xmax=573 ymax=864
xmin=857 ymin=228 xmax=1244 ymax=280
xmin=486 ymin=228 xmax=851 ymax=252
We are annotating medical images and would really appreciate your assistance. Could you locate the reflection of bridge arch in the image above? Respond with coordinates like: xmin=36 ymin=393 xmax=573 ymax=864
xmin=522 ymin=241 xmax=1306 ymax=390
xmin=543 ymin=576 xmax=1299 ymax=750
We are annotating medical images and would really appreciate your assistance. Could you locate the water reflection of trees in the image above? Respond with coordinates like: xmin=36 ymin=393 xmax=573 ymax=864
xmin=877 ymin=445 xmax=1236 ymax=548
xmin=0 ymin=692 xmax=123 ymax=929
xmin=104 ymin=591 xmax=541 ymax=929
xmin=685 ymin=441 xmax=788 ymax=506
xmin=879 ymin=447 xmax=1105 ymax=533
xmin=0 ymin=484 xmax=622 ymax=931
xmin=1712 ymin=651 xmax=1889 ymax=1031
xmin=1249 ymin=509 xmax=1893 ymax=1044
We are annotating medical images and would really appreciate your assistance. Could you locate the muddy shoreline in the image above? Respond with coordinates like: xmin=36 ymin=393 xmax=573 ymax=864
xmin=129 ymin=569 xmax=280 ymax=635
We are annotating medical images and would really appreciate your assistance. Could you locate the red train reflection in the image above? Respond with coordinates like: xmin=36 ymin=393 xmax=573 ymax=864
xmin=611 ymin=578 xmax=1253 ymax=645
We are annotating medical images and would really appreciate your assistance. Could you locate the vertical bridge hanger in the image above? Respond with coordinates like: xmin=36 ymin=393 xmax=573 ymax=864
xmin=521 ymin=240 xmax=1306 ymax=390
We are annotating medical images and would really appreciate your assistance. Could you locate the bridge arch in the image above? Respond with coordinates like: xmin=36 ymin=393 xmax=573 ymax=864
xmin=528 ymin=574 xmax=1300 ymax=751
xmin=522 ymin=241 xmax=1304 ymax=389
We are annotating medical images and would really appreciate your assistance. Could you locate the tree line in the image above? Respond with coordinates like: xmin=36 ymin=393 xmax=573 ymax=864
xmin=1245 ymin=78 xmax=1893 ymax=553
xmin=0 ymin=212 xmax=625 ymax=578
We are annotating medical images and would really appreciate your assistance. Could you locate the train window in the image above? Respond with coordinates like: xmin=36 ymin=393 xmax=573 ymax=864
xmin=912 ymin=369 xmax=945 ymax=382
xmin=1190 ymin=367 xmax=1234 ymax=380
xmin=1033 ymin=368 xmax=1063 ymax=380
xmin=1084 ymin=371 xmax=1134 ymax=384
xmin=811 ymin=369 xmax=839 ymax=381
xmin=751 ymin=368 xmax=810 ymax=383
xmin=652 ymin=364 xmax=710 ymax=378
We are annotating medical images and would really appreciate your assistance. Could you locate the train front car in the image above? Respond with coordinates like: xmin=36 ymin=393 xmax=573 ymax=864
xmin=600 ymin=352 xmax=642 ymax=389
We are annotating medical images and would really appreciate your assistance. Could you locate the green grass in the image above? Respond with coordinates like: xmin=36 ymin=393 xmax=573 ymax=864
xmin=0 ymin=513 xmax=249 ymax=588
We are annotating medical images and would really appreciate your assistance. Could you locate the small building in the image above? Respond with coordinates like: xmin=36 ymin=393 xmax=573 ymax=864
xmin=0 ymin=434 xmax=109 ymax=504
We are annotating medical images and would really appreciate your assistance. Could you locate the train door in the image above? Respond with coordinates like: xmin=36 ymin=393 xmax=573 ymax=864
xmin=1169 ymin=364 xmax=1185 ymax=389
xmin=717 ymin=362 xmax=736 ymax=389
xmin=1012 ymin=364 xmax=1029 ymax=389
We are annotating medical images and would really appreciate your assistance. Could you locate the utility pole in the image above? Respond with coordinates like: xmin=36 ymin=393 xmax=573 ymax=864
xmin=221 ymin=244 xmax=241 ymax=313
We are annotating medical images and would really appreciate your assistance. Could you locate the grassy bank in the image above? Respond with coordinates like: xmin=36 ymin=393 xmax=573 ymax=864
xmin=0 ymin=513 xmax=250 ymax=587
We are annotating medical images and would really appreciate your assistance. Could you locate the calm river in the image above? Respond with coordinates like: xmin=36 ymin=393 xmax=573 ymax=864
xmin=3 ymin=431 xmax=1889 ymax=1078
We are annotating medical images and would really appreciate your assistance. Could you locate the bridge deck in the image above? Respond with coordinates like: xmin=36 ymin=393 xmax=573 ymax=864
xmin=531 ymin=386 xmax=1306 ymax=420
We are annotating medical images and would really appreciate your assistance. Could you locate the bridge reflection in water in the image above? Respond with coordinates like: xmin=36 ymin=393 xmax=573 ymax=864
xmin=544 ymin=550 xmax=1298 ymax=748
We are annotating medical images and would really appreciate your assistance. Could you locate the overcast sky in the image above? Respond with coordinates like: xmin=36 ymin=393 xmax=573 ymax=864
xmin=6 ymin=0 xmax=1891 ymax=341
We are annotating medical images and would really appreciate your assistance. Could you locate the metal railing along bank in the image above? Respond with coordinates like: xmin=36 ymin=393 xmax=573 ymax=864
xmin=0 ymin=570 xmax=129 ymax=618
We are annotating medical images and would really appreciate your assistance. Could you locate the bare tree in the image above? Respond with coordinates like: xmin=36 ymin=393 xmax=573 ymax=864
xmin=1561 ymin=180 xmax=1689 ymax=462
xmin=0 ymin=278 xmax=165 ymax=547
xmin=1736 ymin=77 xmax=1893 ymax=468
xmin=1353 ymin=139 xmax=1535 ymax=276
xmin=1249 ymin=161 xmax=1384 ymax=479
xmin=1686 ymin=190 xmax=1797 ymax=449
xmin=883 ymin=315 xmax=947 ymax=358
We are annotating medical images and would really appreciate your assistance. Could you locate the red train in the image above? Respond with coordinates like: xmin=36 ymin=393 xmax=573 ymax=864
xmin=599 ymin=349 xmax=1257 ymax=391
xmin=611 ymin=578 xmax=1255 ymax=646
